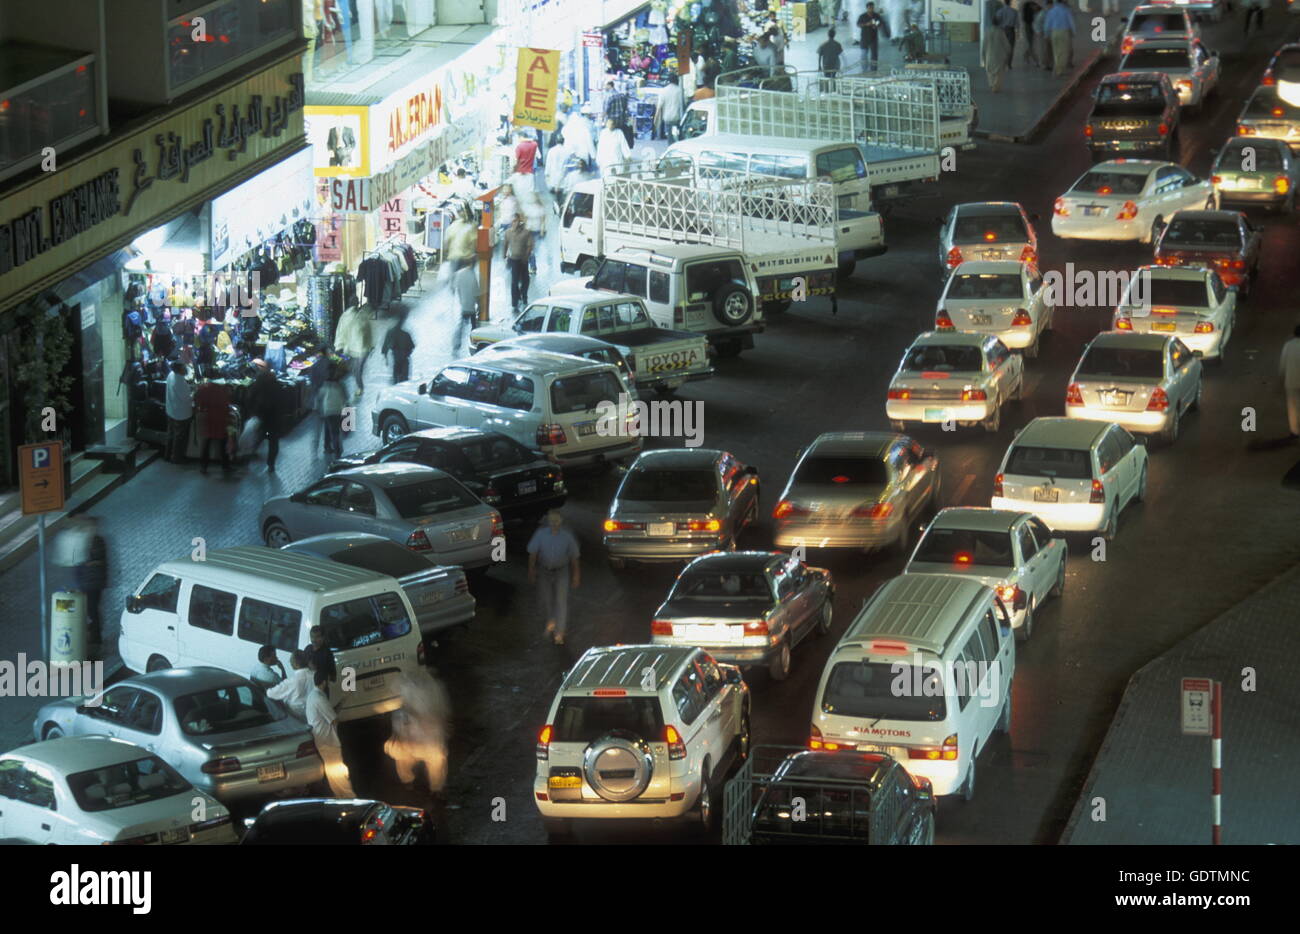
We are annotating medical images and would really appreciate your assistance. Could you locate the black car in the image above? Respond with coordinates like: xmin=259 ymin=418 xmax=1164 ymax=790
xmin=241 ymin=798 xmax=434 ymax=845
xmin=329 ymin=426 xmax=565 ymax=523
xmin=1086 ymin=73 xmax=1180 ymax=160
xmin=748 ymin=750 xmax=935 ymax=845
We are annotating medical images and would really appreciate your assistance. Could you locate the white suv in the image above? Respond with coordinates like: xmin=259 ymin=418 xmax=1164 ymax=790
xmin=534 ymin=645 xmax=750 ymax=840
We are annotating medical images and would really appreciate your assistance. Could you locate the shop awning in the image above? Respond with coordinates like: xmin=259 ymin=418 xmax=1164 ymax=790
xmin=45 ymin=247 xmax=136 ymax=303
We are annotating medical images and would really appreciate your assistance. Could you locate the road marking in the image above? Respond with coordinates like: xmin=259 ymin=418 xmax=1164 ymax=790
xmin=952 ymin=473 xmax=977 ymax=504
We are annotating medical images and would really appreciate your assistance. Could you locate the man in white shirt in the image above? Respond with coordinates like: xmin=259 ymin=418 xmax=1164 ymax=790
xmin=597 ymin=118 xmax=632 ymax=177
xmin=164 ymin=362 xmax=193 ymax=463
xmin=306 ymin=670 xmax=355 ymax=798
xmin=250 ymin=645 xmax=286 ymax=690
xmin=455 ymin=263 xmax=480 ymax=323
xmin=1280 ymin=323 xmax=1300 ymax=439
xmin=654 ymin=74 xmax=685 ymax=141
xmin=267 ymin=651 xmax=312 ymax=719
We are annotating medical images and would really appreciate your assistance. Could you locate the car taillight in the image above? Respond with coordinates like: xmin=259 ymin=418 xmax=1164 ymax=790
xmin=1089 ymin=479 xmax=1106 ymax=504
xmin=1263 ymin=73 xmax=1276 ymax=86
xmin=1210 ymin=175 xmax=1222 ymax=185
xmin=537 ymin=423 xmax=567 ymax=446
xmin=682 ymin=518 xmax=721 ymax=532
xmin=536 ymin=725 xmax=552 ymax=760
xmin=773 ymin=500 xmax=809 ymax=519
xmin=993 ymin=473 xmax=1003 ymax=497
xmin=887 ymin=388 xmax=911 ymax=400
xmin=603 ymin=519 xmax=645 ymax=532
xmin=1084 ymin=124 xmax=1093 ymax=137
xmin=961 ymin=388 xmax=988 ymax=401
xmin=1053 ymin=197 xmax=1069 ymax=217
xmin=946 ymin=246 xmax=963 ymax=268
xmin=1010 ymin=309 xmax=1032 ymax=327
xmin=454 ymin=576 xmax=469 ymax=594
xmin=936 ymin=310 xmax=955 ymax=329
xmin=664 ymin=725 xmax=687 ymax=760
xmin=650 ymin=619 xmax=674 ymax=636
xmin=1194 ymin=321 xmax=1214 ymax=334
xmin=1116 ymin=200 xmax=1139 ymax=220
xmin=1154 ymin=253 xmax=1175 ymax=265
xmin=490 ymin=512 xmax=504 ymax=538
xmin=1176 ymin=80 xmax=1192 ymax=92
xmin=1157 ymin=122 xmax=1169 ymax=136
xmin=1238 ymin=125 xmax=1255 ymax=136
xmin=405 ymin=530 xmax=432 ymax=552
xmin=997 ymin=583 xmax=1025 ymax=610
xmin=909 ymin=733 xmax=959 ymax=761
xmin=296 ymin=741 xmax=317 ymax=759
xmin=201 ymin=757 xmax=240 ymax=775
xmin=809 ymin=725 xmax=824 ymax=750
xmin=1276 ymin=176 xmax=1292 ymax=194
xmin=1121 ymin=37 xmax=1134 ymax=53
xmin=1115 ymin=316 xmax=1133 ymax=330
xmin=1065 ymin=382 xmax=1084 ymax=406
xmin=743 ymin=619 xmax=769 ymax=635
xmin=481 ymin=486 xmax=501 ymax=504
xmin=851 ymin=502 xmax=894 ymax=518
xmin=1019 ymin=245 xmax=1036 ymax=263
xmin=1146 ymin=385 xmax=1170 ymax=412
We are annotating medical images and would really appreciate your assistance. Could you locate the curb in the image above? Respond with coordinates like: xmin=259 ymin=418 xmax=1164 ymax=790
xmin=974 ymin=42 xmax=1109 ymax=145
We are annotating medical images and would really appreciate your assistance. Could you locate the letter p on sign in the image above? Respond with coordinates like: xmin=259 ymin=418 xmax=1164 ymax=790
xmin=19 ymin=441 xmax=65 ymax=515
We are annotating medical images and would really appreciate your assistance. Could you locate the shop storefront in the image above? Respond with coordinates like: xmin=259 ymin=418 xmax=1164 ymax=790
xmin=0 ymin=51 xmax=307 ymax=488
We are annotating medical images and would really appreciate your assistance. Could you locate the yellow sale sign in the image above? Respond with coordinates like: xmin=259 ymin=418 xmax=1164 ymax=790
xmin=513 ymin=48 xmax=561 ymax=131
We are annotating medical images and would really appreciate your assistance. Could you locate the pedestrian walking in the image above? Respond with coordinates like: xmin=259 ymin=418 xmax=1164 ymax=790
xmin=1037 ymin=0 xmax=1054 ymax=71
xmin=384 ymin=669 xmax=451 ymax=793
xmin=654 ymin=73 xmax=685 ymax=140
xmin=818 ymin=28 xmax=845 ymax=77
xmin=857 ymin=3 xmax=888 ymax=70
xmin=193 ymin=377 xmax=232 ymax=475
xmin=503 ymin=214 xmax=535 ymax=312
xmin=1281 ymin=323 xmax=1300 ymax=439
xmin=318 ymin=367 xmax=348 ymax=456
xmin=597 ymin=117 xmax=632 ymax=177
xmin=527 ymin=509 xmax=581 ymax=646
xmin=444 ymin=204 xmax=478 ymax=272
xmin=1044 ymin=0 xmax=1075 ymax=76
xmin=1021 ymin=0 xmax=1041 ymax=67
xmin=334 ymin=304 xmax=372 ymax=401
xmin=1000 ymin=0 xmax=1018 ymax=69
xmin=1244 ymin=0 xmax=1267 ymax=35
xmin=164 ymin=361 xmax=193 ymax=463
xmin=982 ymin=0 xmax=1013 ymax=91
xmin=382 ymin=311 xmax=415 ymax=384
xmin=267 ymin=650 xmax=313 ymax=719
xmin=514 ymin=130 xmax=542 ymax=195
xmin=250 ymin=645 xmax=286 ymax=689
xmin=455 ymin=262 xmax=480 ymax=325
xmin=247 ymin=358 xmax=283 ymax=472
xmin=603 ymin=79 xmax=633 ymax=148
xmin=306 ymin=670 xmax=356 ymax=798
xmin=753 ymin=29 xmax=778 ymax=74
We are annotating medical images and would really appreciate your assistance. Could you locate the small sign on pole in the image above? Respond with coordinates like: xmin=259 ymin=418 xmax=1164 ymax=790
xmin=19 ymin=441 xmax=66 ymax=665
xmin=1180 ymin=677 xmax=1212 ymax=736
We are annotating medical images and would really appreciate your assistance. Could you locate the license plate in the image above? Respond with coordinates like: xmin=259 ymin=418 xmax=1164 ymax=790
xmin=969 ymin=313 xmax=992 ymax=325
xmin=449 ymin=527 xmax=476 ymax=543
xmin=419 ymin=590 xmax=443 ymax=605
xmin=1102 ymin=391 xmax=1127 ymax=406
xmin=518 ymin=480 xmax=537 ymax=495
xmin=1152 ymin=321 xmax=1176 ymax=332
xmin=924 ymin=408 xmax=950 ymax=421
xmin=1116 ymin=141 xmax=1138 ymax=150
xmin=363 ymin=675 xmax=386 ymax=691
xmin=160 ymin=827 xmax=189 ymax=844
xmin=257 ymin=763 xmax=287 ymax=783
xmin=648 ymin=522 xmax=675 ymax=537
xmin=576 ymin=421 xmax=597 ymax=437
xmin=687 ymin=624 xmax=741 ymax=644
xmin=549 ymin=775 xmax=583 ymax=789
xmin=1083 ymin=205 xmax=1104 ymax=216
xmin=1033 ymin=487 xmax=1060 ymax=503
xmin=883 ymin=185 xmax=899 ymax=198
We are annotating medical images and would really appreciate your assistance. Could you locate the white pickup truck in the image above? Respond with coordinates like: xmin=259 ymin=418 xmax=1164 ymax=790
xmin=469 ymin=292 xmax=713 ymax=395
xmin=560 ymin=172 xmax=873 ymax=311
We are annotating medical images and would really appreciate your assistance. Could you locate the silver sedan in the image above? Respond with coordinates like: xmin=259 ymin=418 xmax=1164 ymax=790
xmin=938 ymin=202 xmax=1039 ymax=274
xmin=604 ymin=448 xmax=760 ymax=568
xmin=33 ymin=667 xmax=323 ymax=804
xmin=260 ymin=464 xmax=502 ymax=572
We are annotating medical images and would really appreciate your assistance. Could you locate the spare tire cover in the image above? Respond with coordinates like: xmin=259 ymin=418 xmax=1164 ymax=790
xmin=583 ymin=729 xmax=655 ymax=802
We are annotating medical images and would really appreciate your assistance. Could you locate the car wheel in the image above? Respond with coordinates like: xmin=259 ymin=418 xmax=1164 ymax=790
xmin=263 ymin=519 xmax=292 ymax=548
xmin=42 ymin=723 xmax=63 ymax=740
xmin=608 ymin=556 xmax=626 ymax=570
xmin=713 ymin=286 xmax=754 ymax=327
xmin=735 ymin=709 xmax=752 ymax=765
xmin=889 ymin=419 xmax=906 ymax=433
xmin=1161 ymin=404 xmax=1181 ymax=446
xmin=1050 ymin=555 xmax=1066 ymax=598
xmin=838 ymin=259 xmax=857 ymax=280
xmin=996 ymin=691 xmax=1012 ymax=733
xmin=380 ymin=413 xmax=409 ymax=445
xmin=1101 ymin=504 xmax=1118 ymax=542
xmin=1015 ymin=601 xmax=1034 ymax=643
xmin=578 ymin=258 xmax=600 ymax=278
xmin=692 ymin=761 xmax=715 ymax=832
xmin=958 ymin=757 xmax=976 ymax=802
xmin=982 ymin=397 xmax=1002 ymax=433
xmin=1134 ymin=464 xmax=1149 ymax=503
xmin=543 ymin=818 xmax=572 ymax=843
xmin=912 ymin=809 xmax=936 ymax=845
xmin=146 ymin=655 xmax=172 ymax=673
xmin=768 ymin=637 xmax=792 ymax=682
xmin=815 ymin=599 xmax=833 ymax=637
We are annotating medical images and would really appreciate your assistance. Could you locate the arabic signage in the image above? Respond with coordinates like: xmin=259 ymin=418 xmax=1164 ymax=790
xmin=513 ymin=48 xmax=561 ymax=132
xmin=376 ymin=84 xmax=444 ymax=164
xmin=0 ymin=56 xmax=306 ymax=313
xmin=305 ymin=105 xmax=370 ymax=178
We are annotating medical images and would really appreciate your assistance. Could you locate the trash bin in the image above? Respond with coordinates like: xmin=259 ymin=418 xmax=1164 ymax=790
xmin=50 ymin=591 xmax=88 ymax=666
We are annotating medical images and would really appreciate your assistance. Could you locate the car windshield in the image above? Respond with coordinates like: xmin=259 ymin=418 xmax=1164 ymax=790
xmin=673 ymin=571 xmax=772 ymax=600
xmin=319 ymin=591 xmax=413 ymax=648
xmin=620 ymin=469 xmax=716 ymax=502
xmin=457 ymin=436 xmax=533 ymax=472
xmin=174 ymin=683 xmax=279 ymax=736
xmin=67 ymin=756 xmax=192 ymax=812
xmin=1163 ymin=219 xmax=1240 ymax=248
xmin=326 ymin=542 xmax=432 ymax=578
xmin=822 ymin=661 xmax=946 ymax=721
xmin=902 ymin=344 xmax=984 ymax=372
xmin=1005 ymin=445 xmax=1093 ymax=480
xmin=1076 ymin=347 xmax=1165 ymax=380
xmin=795 ymin=455 xmax=888 ymax=485
xmin=552 ymin=697 xmax=665 ymax=743
xmin=1130 ymin=13 xmax=1187 ymax=33
xmin=1123 ymin=47 xmax=1190 ymax=70
xmin=550 ymin=371 xmax=623 ymax=415
xmin=1094 ymin=83 xmax=1166 ymax=115
xmin=1140 ymin=278 xmax=1208 ymax=307
xmin=1216 ymin=142 xmax=1285 ymax=172
xmin=1074 ymin=171 xmax=1147 ymax=195
xmin=386 ymin=478 xmax=479 ymax=517
xmin=912 ymin=527 xmax=1015 ymax=568
xmin=1245 ymin=93 xmax=1300 ymax=118
xmin=953 ymin=214 xmax=1025 ymax=243
xmin=946 ymin=274 xmax=1023 ymax=301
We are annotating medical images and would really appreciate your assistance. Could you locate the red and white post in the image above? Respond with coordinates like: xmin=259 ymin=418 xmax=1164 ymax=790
xmin=1211 ymin=681 xmax=1223 ymax=845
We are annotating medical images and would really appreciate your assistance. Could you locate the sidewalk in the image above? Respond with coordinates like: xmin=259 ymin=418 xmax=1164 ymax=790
xmin=1061 ymin=561 xmax=1300 ymax=845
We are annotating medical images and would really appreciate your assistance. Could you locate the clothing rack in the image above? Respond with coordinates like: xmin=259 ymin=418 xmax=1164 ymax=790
xmin=356 ymin=238 xmax=420 ymax=312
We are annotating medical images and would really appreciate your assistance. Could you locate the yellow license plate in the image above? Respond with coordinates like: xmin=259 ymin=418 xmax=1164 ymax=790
xmin=548 ymin=775 xmax=582 ymax=789
xmin=1152 ymin=322 xmax=1176 ymax=332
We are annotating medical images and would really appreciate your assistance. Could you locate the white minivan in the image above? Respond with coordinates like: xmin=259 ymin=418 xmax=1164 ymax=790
xmin=810 ymin=574 xmax=1014 ymax=800
xmin=118 ymin=547 xmax=425 ymax=722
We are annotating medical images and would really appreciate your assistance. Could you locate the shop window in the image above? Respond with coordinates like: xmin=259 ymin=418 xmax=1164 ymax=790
xmin=237 ymin=598 xmax=302 ymax=652
xmin=187 ymin=585 xmax=236 ymax=636
xmin=136 ymin=574 xmax=181 ymax=613
xmin=167 ymin=0 xmax=295 ymax=94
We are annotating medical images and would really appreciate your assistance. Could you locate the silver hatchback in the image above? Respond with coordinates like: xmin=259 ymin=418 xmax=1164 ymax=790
xmin=604 ymin=449 xmax=760 ymax=568
xmin=33 ymin=667 xmax=322 ymax=804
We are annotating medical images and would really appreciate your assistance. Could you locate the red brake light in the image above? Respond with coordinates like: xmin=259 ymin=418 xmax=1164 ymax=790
xmin=983 ymin=231 xmax=997 ymax=241
xmin=851 ymin=502 xmax=894 ymax=518
xmin=992 ymin=473 xmax=1003 ymax=497
xmin=604 ymin=519 xmax=645 ymax=532
xmin=537 ymin=423 xmax=567 ymax=446
xmin=1263 ymin=74 xmax=1276 ymax=86
xmin=1194 ymin=321 xmax=1214 ymax=334
xmin=537 ymin=724 xmax=552 ymax=760
xmin=651 ymin=619 xmax=674 ymax=636
xmin=682 ymin=518 xmax=722 ymax=532
xmin=1053 ymin=197 xmax=1069 ymax=217
xmin=664 ymin=725 xmax=687 ymax=759
xmin=1211 ymin=175 xmax=1222 ymax=185
xmin=936 ymin=310 xmax=955 ymax=329
xmin=961 ymin=388 xmax=988 ymax=401
xmin=1089 ymin=479 xmax=1106 ymax=504
xmin=1010 ymin=309 xmax=1032 ymax=327
xmin=870 ymin=640 xmax=910 ymax=654
xmin=1157 ymin=122 xmax=1169 ymax=136
xmin=592 ymin=688 xmax=627 ymax=696
xmin=201 ymin=757 xmax=240 ymax=775
xmin=773 ymin=500 xmax=809 ymax=519
xmin=1065 ymin=382 xmax=1084 ymax=406
xmin=909 ymin=733 xmax=958 ymax=761
xmin=946 ymin=247 xmax=963 ymax=268
xmin=996 ymin=584 xmax=1025 ymax=610
xmin=1019 ymin=245 xmax=1036 ymax=263
xmin=405 ymin=530 xmax=432 ymax=552
xmin=1274 ymin=108 xmax=1286 ymax=118
xmin=743 ymin=619 xmax=769 ymax=634
xmin=954 ymin=551 xmax=973 ymax=565
xmin=1084 ymin=124 xmax=1094 ymax=137
xmin=1146 ymin=386 xmax=1170 ymax=412
xmin=1238 ymin=125 xmax=1255 ymax=136
xmin=887 ymin=388 xmax=912 ymax=400
xmin=490 ymin=512 xmax=504 ymax=538
xmin=1115 ymin=316 xmax=1133 ymax=330
xmin=1097 ymin=185 xmax=1113 ymax=195
xmin=1116 ymin=200 xmax=1139 ymax=221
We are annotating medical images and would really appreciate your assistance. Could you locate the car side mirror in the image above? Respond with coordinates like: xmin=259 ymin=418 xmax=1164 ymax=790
xmin=125 ymin=595 xmax=142 ymax=614
xmin=723 ymin=666 xmax=743 ymax=685
xmin=417 ymin=382 xmax=428 ymax=395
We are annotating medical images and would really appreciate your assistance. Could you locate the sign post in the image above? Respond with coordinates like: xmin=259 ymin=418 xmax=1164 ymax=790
xmin=1180 ymin=677 xmax=1220 ymax=844
xmin=19 ymin=441 xmax=66 ymax=663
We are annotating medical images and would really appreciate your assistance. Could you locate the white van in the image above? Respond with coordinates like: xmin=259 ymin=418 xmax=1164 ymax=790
xmin=118 ymin=547 xmax=425 ymax=722
xmin=660 ymin=134 xmax=874 ymax=214
xmin=809 ymin=574 xmax=1014 ymax=800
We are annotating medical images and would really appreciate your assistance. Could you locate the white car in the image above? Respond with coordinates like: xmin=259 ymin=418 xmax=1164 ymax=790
xmin=906 ymin=507 xmax=1067 ymax=641
xmin=936 ymin=260 xmax=1055 ymax=357
xmin=887 ymin=331 xmax=1024 ymax=433
xmin=0 ymin=736 xmax=236 ymax=845
xmin=937 ymin=201 xmax=1039 ymax=273
xmin=1066 ymin=331 xmax=1203 ymax=444
xmin=1052 ymin=160 xmax=1216 ymax=244
xmin=1120 ymin=6 xmax=1199 ymax=56
xmin=1118 ymin=38 xmax=1219 ymax=110
xmin=993 ymin=417 xmax=1148 ymax=541
xmin=1146 ymin=0 xmax=1223 ymax=20
xmin=1114 ymin=265 xmax=1235 ymax=360
xmin=534 ymin=645 xmax=750 ymax=840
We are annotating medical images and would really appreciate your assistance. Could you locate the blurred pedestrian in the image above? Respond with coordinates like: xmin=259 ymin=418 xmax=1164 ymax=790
xmin=250 ymin=645 xmax=286 ymax=689
xmin=52 ymin=516 xmax=108 ymax=653
xmin=319 ymin=366 xmax=348 ymax=455
xmin=308 ymin=625 xmax=337 ymax=682
xmin=514 ymin=130 xmax=541 ymax=195
xmin=504 ymin=214 xmax=535 ymax=312
xmin=753 ymin=29 xmax=777 ymax=74
xmin=444 ymin=204 xmax=478 ymax=272
xmin=1044 ymin=0 xmax=1075 ymax=75
xmin=384 ymin=669 xmax=451 ymax=792
xmin=1021 ymin=0 xmax=1041 ymax=67
xmin=194 ymin=377 xmax=232 ymax=475
xmin=1000 ymin=0 xmax=1018 ymax=70
xmin=1281 ymin=323 xmax=1300 ymax=439
xmin=527 ymin=509 xmax=581 ymax=645
xmin=720 ymin=36 xmax=740 ymax=73
xmin=982 ymin=0 xmax=1013 ymax=91
xmin=307 ymin=670 xmax=355 ymax=798
xmin=818 ymin=28 xmax=844 ymax=77
xmin=455 ymin=262 xmax=480 ymax=323
xmin=247 ymin=358 xmax=283 ymax=472
xmin=164 ymin=361 xmax=193 ymax=463
xmin=267 ymin=651 xmax=312 ymax=719
xmin=334 ymin=304 xmax=372 ymax=401
xmin=654 ymin=73 xmax=685 ymax=140
xmin=382 ymin=310 xmax=415 ymax=384
xmin=597 ymin=117 xmax=632 ymax=176
xmin=1037 ymin=0 xmax=1054 ymax=71
xmin=1244 ymin=0 xmax=1267 ymax=35
xmin=603 ymin=79 xmax=633 ymax=147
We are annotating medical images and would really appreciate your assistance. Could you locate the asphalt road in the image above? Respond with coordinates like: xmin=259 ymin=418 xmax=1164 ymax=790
xmin=315 ymin=19 xmax=1300 ymax=844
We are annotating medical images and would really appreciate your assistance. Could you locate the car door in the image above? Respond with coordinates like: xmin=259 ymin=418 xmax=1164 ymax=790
xmin=72 ymin=684 xmax=144 ymax=740
xmin=1027 ymin=516 xmax=1064 ymax=595
xmin=1197 ymin=42 xmax=1219 ymax=93
xmin=488 ymin=371 xmax=538 ymax=447
xmin=959 ymin=623 xmax=999 ymax=743
xmin=124 ymin=571 xmax=182 ymax=665
xmin=895 ymin=443 xmax=931 ymax=519
xmin=545 ymin=304 xmax=575 ymax=335
xmin=1014 ymin=521 xmax=1049 ymax=608
xmin=1208 ymin=271 xmax=1234 ymax=334
xmin=291 ymin=477 xmax=348 ymax=538
xmin=1150 ymin=167 xmax=1181 ymax=216
xmin=0 ymin=760 xmax=58 ymax=844
xmin=1112 ymin=426 xmax=1143 ymax=506
xmin=696 ymin=654 xmax=735 ymax=762
xmin=985 ymin=338 xmax=1018 ymax=403
xmin=560 ymin=189 xmax=596 ymax=264
xmin=423 ymin=366 xmax=475 ymax=428
xmin=513 ymin=304 xmax=550 ymax=336
xmin=1174 ymin=167 xmax=1209 ymax=210
xmin=1026 ymin=267 xmax=1050 ymax=333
